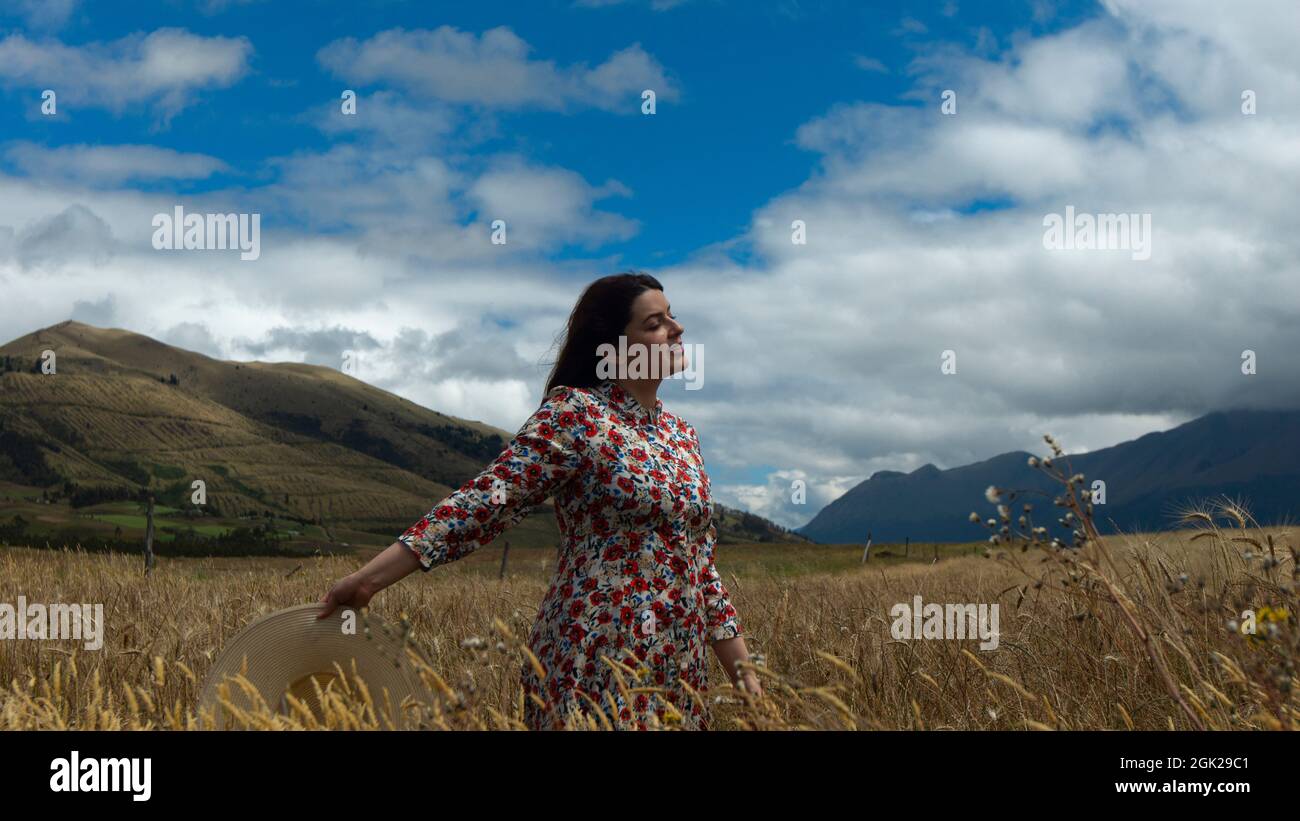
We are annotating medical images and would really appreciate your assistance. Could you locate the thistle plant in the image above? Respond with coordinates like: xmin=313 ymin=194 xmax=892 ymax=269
xmin=972 ymin=434 xmax=1298 ymax=730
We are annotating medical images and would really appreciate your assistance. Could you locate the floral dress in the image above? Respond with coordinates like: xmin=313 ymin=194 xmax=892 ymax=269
xmin=396 ymin=379 xmax=743 ymax=730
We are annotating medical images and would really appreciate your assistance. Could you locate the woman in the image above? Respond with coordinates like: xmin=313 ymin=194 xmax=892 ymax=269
xmin=318 ymin=271 xmax=760 ymax=730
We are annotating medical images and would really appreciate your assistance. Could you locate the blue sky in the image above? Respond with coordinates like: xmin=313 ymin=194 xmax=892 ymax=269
xmin=1 ymin=0 xmax=1099 ymax=265
xmin=0 ymin=0 xmax=1297 ymax=529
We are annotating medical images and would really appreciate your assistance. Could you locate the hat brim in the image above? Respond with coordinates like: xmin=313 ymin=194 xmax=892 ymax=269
xmin=198 ymin=603 xmax=430 ymax=729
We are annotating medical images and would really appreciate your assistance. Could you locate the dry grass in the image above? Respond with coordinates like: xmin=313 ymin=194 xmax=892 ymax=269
xmin=1 ymin=435 xmax=1296 ymax=730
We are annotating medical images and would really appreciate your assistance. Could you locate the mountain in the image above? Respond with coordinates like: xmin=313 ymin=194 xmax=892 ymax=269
xmin=799 ymin=409 xmax=1300 ymax=544
xmin=0 ymin=320 xmax=801 ymax=552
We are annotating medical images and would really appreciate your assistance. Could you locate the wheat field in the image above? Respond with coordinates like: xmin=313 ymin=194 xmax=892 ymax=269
xmin=1 ymin=474 xmax=1295 ymax=730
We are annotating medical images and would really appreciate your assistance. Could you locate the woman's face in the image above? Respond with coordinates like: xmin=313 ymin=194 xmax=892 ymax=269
xmin=622 ymin=288 xmax=686 ymax=379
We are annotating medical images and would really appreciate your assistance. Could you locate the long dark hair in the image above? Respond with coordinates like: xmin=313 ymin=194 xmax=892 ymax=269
xmin=544 ymin=271 xmax=663 ymax=398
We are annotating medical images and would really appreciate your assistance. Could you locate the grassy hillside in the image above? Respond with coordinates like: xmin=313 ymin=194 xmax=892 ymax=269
xmin=0 ymin=320 xmax=800 ymax=557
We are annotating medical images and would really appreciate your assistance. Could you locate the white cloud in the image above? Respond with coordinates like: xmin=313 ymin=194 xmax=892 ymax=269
xmin=4 ymin=203 xmax=115 ymax=269
xmin=4 ymin=0 xmax=80 ymax=30
xmin=895 ymin=17 xmax=928 ymax=35
xmin=70 ymin=291 xmax=117 ymax=326
xmin=0 ymin=28 xmax=252 ymax=122
xmin=244 ymin=143 xmax=638 ymax=264
xmin=853 ymin=55 xmax=889 ymax=73
xmin=159 ymin=320 xmax=221 ymax=358
xmin=3 ymin=142 xmax=229 ymax=185
xmin=196 ymin=0 xmax=266 ymax=13
xmin=1 ymin=0 xmax=1298 ymax=533
xmin=663 ymin=0 xmax=1300 ymax=527
xmin=317 ymin=26 xmax=678 ymax=112
xmin=466 ymin=156 xmax=638 ymax=250
xmin=0 ymin=169 xmax=606 ymax=432
xmin=312 ymin=90 xmax=462 ymax=151
xmin=720 ymin=469 xmax=867 ymax=530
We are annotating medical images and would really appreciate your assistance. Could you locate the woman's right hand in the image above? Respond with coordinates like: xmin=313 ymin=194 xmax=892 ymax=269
xmin=317 ymin=572 xmax=375 ymax=619
xmin=316 ymin=540 xmax=424 ymax=619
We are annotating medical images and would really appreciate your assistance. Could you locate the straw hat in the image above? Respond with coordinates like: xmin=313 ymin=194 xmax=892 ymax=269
xmin=198 ymin=603 xmax=430 ymax=729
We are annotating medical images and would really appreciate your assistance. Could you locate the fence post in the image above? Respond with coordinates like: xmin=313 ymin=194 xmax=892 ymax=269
xmin=143 ymin=493 xmax=156 ymax=576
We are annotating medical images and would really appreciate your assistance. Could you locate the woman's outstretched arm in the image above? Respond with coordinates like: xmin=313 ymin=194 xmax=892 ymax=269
xmin=317 ymin=385 xmax=589 ymax=617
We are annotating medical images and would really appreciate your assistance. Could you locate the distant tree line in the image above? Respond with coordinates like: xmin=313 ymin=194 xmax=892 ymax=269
xmin=0 ymin=355 xmax=45 ymax=374
xmin=0 ymin=427 xmax=61 ymax=486
xmin=69 ymin=484 xmax=138 ymax=508
xmin=416 ymin=422 xmax=506 ymax=461
xmin=340 ymin=418 xmax=407 ymax=467
xmin=0 ymin=516 xmax=314 ymax=558
xmin=260 ymin=413 xmax=504 ymax=473
xmin=0 ymin=514 xmax=29 ymax=541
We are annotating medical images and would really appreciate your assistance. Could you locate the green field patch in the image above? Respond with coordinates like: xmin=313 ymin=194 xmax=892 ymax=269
xmin=91 ymin=514 xmax=228 ymax=537
xmin=148 ymin=463 xmax=188 ymax=480
xmin=164 ymin=523 xmax=231 ymax=538
xmin=93 ymin=514 xmax=151 ymax=529
xmin=85 ymin=501 xmax=180 ymax=516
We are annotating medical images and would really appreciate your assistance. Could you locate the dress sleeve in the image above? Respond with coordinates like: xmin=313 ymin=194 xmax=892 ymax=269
xmin=396 ymin=385 xmax=589 ymax=571
xmin=701 ymin=522 xmax=743 ymax=641
xmin=689 ymin=423 xmax=743 ymax=642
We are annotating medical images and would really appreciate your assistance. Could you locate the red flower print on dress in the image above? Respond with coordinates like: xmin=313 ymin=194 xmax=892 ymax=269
xmin=396 ymin=380 xmax=742 ymax=730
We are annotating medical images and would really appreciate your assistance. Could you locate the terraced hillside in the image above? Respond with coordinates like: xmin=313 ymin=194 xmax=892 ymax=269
xmin=0 ymin=321 xmax=804 ymax=555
